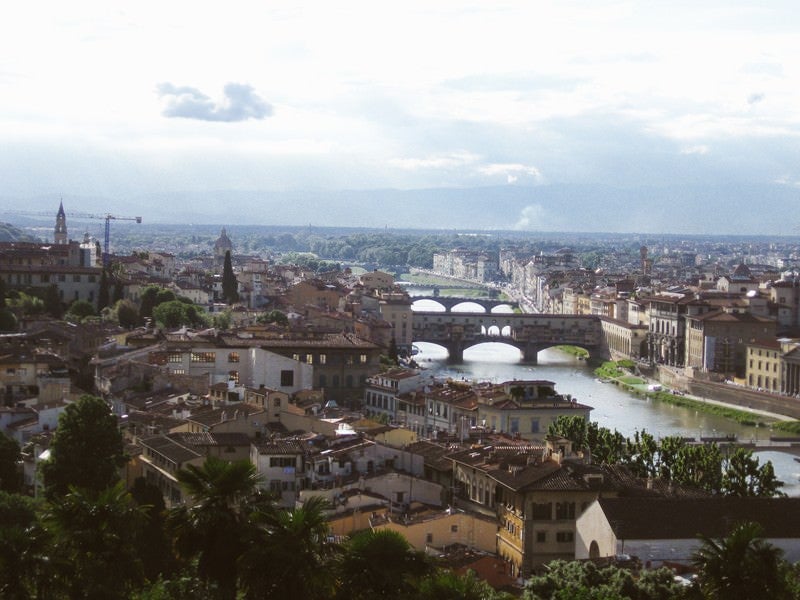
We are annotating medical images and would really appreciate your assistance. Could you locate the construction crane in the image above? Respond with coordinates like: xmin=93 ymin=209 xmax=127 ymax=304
xmin=69 ymin=212 xmax=143 ymax=267
xmin=4 ymin=206 xmax=143 ymax=267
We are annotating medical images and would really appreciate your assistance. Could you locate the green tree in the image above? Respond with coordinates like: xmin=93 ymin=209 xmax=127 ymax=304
xmin=387 ymin=337 xmax=399 ymax=364
xmin=0 ymin=308 xmax=16 ymax=331
xmin=524 ymin=560 xmax=688 ymax=600
xmin=98 ymin=268 xmax=110 ymax=311
xmin=65 ymin=298 xmax=95 ymax=322
xmin=239 ymin=496 xmax=336 ymax=600
xmin=0 ymin=491 xmax=44 ymax=600
xmin=548 ymin=415 xmax=589 ymax=450
xmin=258 ymin=310 xmax=288 ymax=326
xmin=139 ymin=285 xmax=163 ymax=320
xmin=692 ymin=521 xmax=792 ymax=600
xmin=42 ymin=284 xmax=63 ymax=319
xmin=624 ymin=430 xmax=659 ymax=478
xmin=169 ymin=457 xmax=262 ymax=600
xmin=40 ymin=395 xmax=127 ymax=498
xmin=335 ymin=529 xmax=432 ymax=600
xmin=116 ymin=298 xmax=140 ymax=329
xmin=222 ymin=250 xmax=239 ymax=304
xmin=0 ymin=433 xmax=21 ymax=493
xmin=213 ymin=310 xmax=232 ymax=330
xmin=42 ymin=483 xmax=147 ymax=600
xmin=130 ymin=477 xmax=174 ymax=582
xmin=156 ymin=289 xmax=178 ymax=305
xmin=415 ymin=569 xmax=516 ymax=600
xmin=722 ymin=448 xmax=784 ymax=498
xmin=153 ymin=300 xmax=192 ymax=329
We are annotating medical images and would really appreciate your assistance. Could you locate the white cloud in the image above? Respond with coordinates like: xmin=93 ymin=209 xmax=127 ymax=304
xmin=157 ymin=82 xmax=273 ymax=122
xmin=479 ymin=163 xmax=543 ymax=183
xmin=387 ymin=152 xmax=481 ymax=170
xmin=680 ymin=145 xmax=710 ymax=155
xmin=513 ymin=204 xmax=547 ymax=230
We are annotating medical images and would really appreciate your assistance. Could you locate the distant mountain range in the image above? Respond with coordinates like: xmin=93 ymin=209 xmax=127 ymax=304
xmin=1 ymin=182 xmax=797 ymax=235
xmin=0 ymin=222 xmax=37 ymax=242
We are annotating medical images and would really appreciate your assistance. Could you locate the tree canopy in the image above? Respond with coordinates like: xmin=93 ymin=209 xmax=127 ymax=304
xmin=40 ymin=395 xmax=127 ymax=498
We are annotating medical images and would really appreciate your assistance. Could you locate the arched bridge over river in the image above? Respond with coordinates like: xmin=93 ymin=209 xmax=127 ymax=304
xmin=411 ymin=312 xmax=608 ymax=363
xmin=410 ymin=296 xmax=519 ymax=312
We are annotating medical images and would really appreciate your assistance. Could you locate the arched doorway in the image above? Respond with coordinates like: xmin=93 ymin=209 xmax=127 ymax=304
xmin=589 ymin=540 xmax=600 ymax=559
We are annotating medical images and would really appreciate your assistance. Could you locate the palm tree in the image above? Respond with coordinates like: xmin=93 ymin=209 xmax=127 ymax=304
xmin=42 ymin=482 xmax=147 ymax=600
xmin=692 ymin=520 xmax=791 ymax=599
xmin=416 ymin=569 xmax=516 ymax=600
xmin=238 ymin=495 xmax=336 ymax=600
xmin=169 ymin=457 xmax=262 ymax=600
xmin=335 ymin=529 xmax=433 ymax=600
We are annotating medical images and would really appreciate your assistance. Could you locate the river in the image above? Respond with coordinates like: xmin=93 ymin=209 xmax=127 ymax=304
xmin=408 ymin=296 xmax=800 ymax=496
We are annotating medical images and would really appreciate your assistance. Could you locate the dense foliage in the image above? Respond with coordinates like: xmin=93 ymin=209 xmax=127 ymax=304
xmin=548 ymin=416 xmax=784 ymax=497
xmin=40 ymin=395 xmax=128 ymax=498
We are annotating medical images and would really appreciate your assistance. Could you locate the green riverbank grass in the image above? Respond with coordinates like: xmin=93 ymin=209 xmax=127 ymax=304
xmin=593 ymin=360 xmax=792 ymax=429
xmin=555 ymin=345 xmax=589 ymax=359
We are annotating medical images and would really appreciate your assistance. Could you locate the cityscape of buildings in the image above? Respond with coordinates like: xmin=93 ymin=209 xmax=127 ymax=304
xmin=2 ymin=204 xmax=800 ymax=586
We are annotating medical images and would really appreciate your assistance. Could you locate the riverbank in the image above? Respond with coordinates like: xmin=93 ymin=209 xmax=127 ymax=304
xmin=593 ymin=359 xmax=800 ymax=433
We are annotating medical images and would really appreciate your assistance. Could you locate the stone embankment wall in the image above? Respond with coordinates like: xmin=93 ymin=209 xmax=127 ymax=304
xmin=654 ymin=365 xmax=800 ymax=420
xmin=685 ymin=380 xmax=800 ymax=420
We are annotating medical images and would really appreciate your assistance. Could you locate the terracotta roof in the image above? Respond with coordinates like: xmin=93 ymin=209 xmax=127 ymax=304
xmin=171 ymin=432 xmax=251 ymax=447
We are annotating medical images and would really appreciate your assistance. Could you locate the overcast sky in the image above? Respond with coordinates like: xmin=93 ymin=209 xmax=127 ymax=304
xmin=1 ymin=1 xmax=799 ymax=231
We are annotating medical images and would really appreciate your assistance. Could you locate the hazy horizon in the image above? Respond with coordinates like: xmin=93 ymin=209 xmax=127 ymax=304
xmin=2 ymin=2 xmax=799 ymax=236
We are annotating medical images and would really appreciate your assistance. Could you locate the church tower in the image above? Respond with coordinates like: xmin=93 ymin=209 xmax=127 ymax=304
xmin=54 ymin=201 xmax=68 ymax=244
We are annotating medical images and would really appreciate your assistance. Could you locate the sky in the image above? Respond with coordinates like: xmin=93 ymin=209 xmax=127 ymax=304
xmin=1 ymin=1 xmax=799 ymax=233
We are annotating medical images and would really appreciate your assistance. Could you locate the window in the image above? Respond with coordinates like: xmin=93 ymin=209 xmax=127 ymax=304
xmin=319 ymin=354 xmax=327 ymax=365
xmin=270 ymin=456 xmax=295 ymax=468
xmin=280 ymin=370 xmax=294 ymax=387
xmin=191 ymin=352 xmax=216 ymax=363
xmin=426 ymin=533 xmax=433 ymax=544
xmin=172 ymin=368 xmax=185 ymax=375
xmin=510 ymin=418 xmax=519 ymax=434
xmin=536 ymin=531 xmax=547 ymax=543
xmin=73 ymin=274 xmax=81 ymax=282
xmin=531 ymin=503 xmax=551 ymax=520
xmin=360 ymin=354 xmax=367 ymax=364
xmin=228 ymin=370 xmax=239 ymax=384
xmin=451 ymin=525 xmax=458 ymax=533
xmin=306 ymin=354 xmax=313 ymax=364
xmin=228 ymin=352 xmax=240 ymax=363
xmin=555 ymin=502 xmax=575 ymax=520
xmin=531 ymin=419 xmax=540 ymax=433
xmin=88 ymin=274 xmax=96 ymax=283
xmin=556 ymin=531 xmax=574 ymax=543
xmin=168 ymin=353 xmax=183 ymax=363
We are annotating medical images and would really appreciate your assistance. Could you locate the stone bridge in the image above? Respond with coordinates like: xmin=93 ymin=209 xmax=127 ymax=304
xmin=410 ymin=296 xmax=519 ymax=313
xmin=411 ymin=311 xmax=607 ymax=363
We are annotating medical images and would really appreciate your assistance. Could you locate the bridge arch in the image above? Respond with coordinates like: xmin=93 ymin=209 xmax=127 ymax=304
xmin=410 ymin=296 xmax=520 ymax=313
xmin=451 ymin=301 xmax=489 ymax=313
xmin=411 ymin=311 xmax=606 ymax=364
xmin=411 ymin=298 xmax=447 ymax=312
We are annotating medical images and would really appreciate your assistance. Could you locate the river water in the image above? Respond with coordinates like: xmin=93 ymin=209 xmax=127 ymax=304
xmin=409 ymin=296 xmax=800 ymax=496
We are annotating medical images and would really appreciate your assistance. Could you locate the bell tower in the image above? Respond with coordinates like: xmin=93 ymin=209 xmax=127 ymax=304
xmin=54 ymin=200 xmax=68 ymax=244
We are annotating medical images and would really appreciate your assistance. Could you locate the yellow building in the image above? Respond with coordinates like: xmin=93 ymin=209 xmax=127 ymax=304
xmin=371 ymin=503 xmax=498 ymax=555
xmin=745 ymin=339 xmax=782 ymax=393
xmin=450 ymin=437 xmax=621 ymax=577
